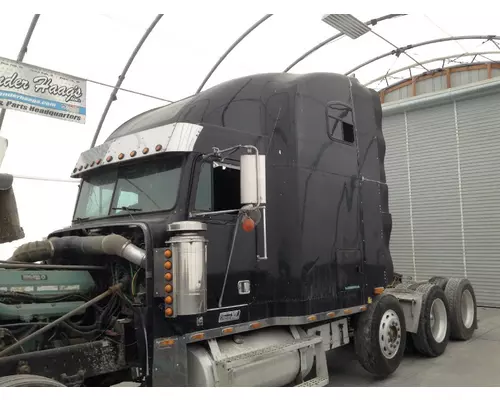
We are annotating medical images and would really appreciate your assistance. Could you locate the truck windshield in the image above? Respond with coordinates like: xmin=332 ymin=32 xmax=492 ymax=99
xmin=73 ymin=155 xmax=184 ymax=221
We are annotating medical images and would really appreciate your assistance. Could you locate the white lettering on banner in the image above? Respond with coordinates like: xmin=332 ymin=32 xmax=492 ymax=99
xmin=0 ymin=57 xmax=87 ymax=124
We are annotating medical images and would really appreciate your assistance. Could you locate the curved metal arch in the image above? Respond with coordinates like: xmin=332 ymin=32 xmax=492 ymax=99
xmin=283 ymin=14 xmax=406 ymax=73
xmin=90 ymin=14 xmax=163 ymax=148
xmin=345 ymin=35 xmax=500 ymax=76
xmin=0 ymin=14 xmax=40 ymax=131
xmin=196 ymin=14 xmax=272 ymax=94
xmin=366 ymin=51 xmax=500 ymax=86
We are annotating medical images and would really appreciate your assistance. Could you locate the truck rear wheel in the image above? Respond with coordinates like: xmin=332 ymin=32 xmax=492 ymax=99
xmin=0 ymin=374 xmax=65 ymax=387
xmin=354 ymin=293 xmax=406 ymax=378
xmin=444 ymin=278 xmax=477 ymax=341
xmin=411 ymin=283 xmax=450 ymax=357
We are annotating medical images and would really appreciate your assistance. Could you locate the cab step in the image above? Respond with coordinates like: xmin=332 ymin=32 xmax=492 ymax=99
xmin=296 ymin=376 xmax=329 ymax=387
xmin=208 ymin=328 xmax=329 ymax=387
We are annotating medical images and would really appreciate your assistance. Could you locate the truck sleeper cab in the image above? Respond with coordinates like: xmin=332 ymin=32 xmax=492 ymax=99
xmin=0 ymin=72 xmax=478 ymax=387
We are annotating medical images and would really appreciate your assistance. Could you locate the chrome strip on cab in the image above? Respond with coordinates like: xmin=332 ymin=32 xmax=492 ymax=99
xmin=71 ymin=122 xmax=203 ymax=178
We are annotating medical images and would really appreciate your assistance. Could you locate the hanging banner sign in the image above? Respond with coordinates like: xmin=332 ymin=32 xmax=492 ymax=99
xmin=0 ymin=57 xmax=86 ymax=124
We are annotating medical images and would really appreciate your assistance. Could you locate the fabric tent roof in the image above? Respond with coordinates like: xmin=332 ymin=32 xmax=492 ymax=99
xmin=0 ymin=13 xmax=498 ymax=258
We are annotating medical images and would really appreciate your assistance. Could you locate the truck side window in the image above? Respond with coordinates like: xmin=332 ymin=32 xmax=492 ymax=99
xmin=194 ymin=163 xmax=212 ymax=211
xmin=327 ymin=102 xmax=355 ymax=144
xmin=194 ymin=162 xmax=241 ymax=212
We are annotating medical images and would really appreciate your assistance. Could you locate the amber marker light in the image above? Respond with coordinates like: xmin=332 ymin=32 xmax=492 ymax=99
xmin=164 ymin=260 xmax=172 ymax=270
xmin=165 ymin=296 xmax=173 ymax=305
xmin=165 ymin=307 xmax=173 ymax=317
xmin=164 ymin=249 xmax=172 ymax=258
xmin=374 ymin=287 xmax=385 ymax=295
xmin=191 ymin=333 xmax=205 ymax=341
xmin=222 ymin=327 xmax=234 ymax=335
xmin=250 ymin=322 xmax=261 ymax=329
xmin=159 ymin=338 xmax=175 ymax=347
xmin=118 ymin=153 xmax=125 ymax=160
xmin=164 ymin=272 xmax=172 ymax=281
xmin=142 ymin=147 xmax=149 ymax=154
xmin=165 ymin=284 xmax=173 ymax=293
xmin=130 ymin=150 xmax=137 ymax=157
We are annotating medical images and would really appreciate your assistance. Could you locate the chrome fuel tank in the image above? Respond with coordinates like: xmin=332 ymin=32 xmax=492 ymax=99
xmin=187 ymin=327 xmax=315 ymax=387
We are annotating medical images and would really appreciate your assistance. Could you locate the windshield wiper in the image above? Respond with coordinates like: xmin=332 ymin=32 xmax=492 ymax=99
xmin=73 ymin=217 xmax=90 ymax=222
xmin=112 ymin=206 xmax=143 ymax=212
xmin=112 ymin=206 xmax=142 ymax=220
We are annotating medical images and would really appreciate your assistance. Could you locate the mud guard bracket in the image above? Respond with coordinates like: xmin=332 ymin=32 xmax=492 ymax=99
xmin=385 ymin=288 xmax=423 ymax=334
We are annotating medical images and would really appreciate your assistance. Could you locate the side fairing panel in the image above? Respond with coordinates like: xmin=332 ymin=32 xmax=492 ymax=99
xmin=350 ymin=81 xmax=388 ymax=184
xmin=351 ymin=82 xmax=394 ymax=288
xmin=293 ymin=75 xmax=365 ymax=309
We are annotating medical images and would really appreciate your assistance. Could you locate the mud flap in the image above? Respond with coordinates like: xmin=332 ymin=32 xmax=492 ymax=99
xmin=0 ymin=173 xmax=24 ymax=244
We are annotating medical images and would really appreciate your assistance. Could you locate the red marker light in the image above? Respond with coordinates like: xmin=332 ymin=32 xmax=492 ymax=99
xmin=242 ymin=216 xmax=255 ymax=232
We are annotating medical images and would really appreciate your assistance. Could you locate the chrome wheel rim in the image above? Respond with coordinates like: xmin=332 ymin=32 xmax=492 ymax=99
xmin=461 ymin=289 xmax=475 ymax=329
xmin=430 ymin=298 xmax=447 ymax=343
xmin=379 ymin=309 xmax=401 ymax=359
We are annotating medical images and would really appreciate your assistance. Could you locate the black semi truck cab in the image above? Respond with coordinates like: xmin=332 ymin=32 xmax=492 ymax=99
xmin=0 ymin=72 xmax=478 ymax=387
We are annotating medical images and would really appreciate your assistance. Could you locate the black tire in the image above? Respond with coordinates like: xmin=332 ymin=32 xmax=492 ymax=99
xmin=354 ymin=293 xmax=407 ymax=378
xmin=428 ymin=276 xmax=449 ymax=290
xmin=411 ymin=283 xmax=450 ymax=357
xmin=0 ymin=374 xmax=65 ymax=387
xmin=444 ymin=278 xmax=477 ymax=341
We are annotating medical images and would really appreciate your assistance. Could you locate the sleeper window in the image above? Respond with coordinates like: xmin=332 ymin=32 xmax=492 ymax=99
xmin=327 ymin=102 xmax=355 ymax=144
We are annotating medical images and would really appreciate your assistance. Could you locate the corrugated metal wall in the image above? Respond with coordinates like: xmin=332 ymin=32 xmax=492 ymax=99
xmin=383 ymin=66 xmax=494 ymax=103
xmin=383 ymin=115 xmax=414 ymax=278
xmin=383 ymin=92 xmax=500 ymax=307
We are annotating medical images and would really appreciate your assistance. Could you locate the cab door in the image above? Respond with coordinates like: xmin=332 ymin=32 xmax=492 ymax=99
xmin=189 ymin=158 xmax=257 ymax=310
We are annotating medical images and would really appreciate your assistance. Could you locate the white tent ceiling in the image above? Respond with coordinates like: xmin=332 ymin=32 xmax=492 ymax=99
xmin=0 ymin=12 xmax=498 ymax=258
